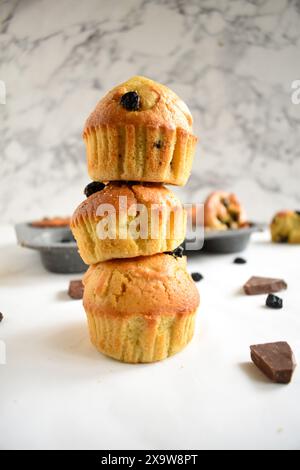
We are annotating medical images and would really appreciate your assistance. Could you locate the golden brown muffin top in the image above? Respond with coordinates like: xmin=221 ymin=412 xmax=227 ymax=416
xmin=271 ymin=210 xmax=297 ymax=222
xmin=83 ymin=76 xmax=194 ymax=134
xmin=71 ymin=182 xmax=183 ymax=223
xmin=83 ymin=253 xmax=200 ymax=318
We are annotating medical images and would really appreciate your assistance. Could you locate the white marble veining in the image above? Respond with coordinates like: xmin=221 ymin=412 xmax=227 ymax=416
xmin=1 ymin=0 xmax=300 ymax=223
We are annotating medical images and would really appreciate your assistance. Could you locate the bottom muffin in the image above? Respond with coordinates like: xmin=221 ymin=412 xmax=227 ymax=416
xmin=83 ymin=253 xmax=200 ymax=363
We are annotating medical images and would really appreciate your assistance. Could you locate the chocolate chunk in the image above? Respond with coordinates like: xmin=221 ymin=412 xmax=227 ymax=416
xmin=295 ymin=211 xmax=300 ymax=217
xmin=84 ymin=181 xmax=105 ymax=198
xmin=266 ymin=294 xmax=283 ymax=309
xmin=191 ymin=272 xmax=203 ymax=282
xmin=243 ymin=276 xmax=287 ymax=295
xmin=120 ymin=91 xmax=140 ymax=111
xmin=0 ymin=312 xmax=3 ymax=323
xmin=234 ymin=257 xmax=247 ymax=264
xmin=68 ymin=280 xmax=84 ymax=300
xmin=250 ymin=342 xmax=296 ymax=384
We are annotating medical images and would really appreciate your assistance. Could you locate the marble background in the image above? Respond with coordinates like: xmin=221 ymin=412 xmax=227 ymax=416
xmin=1 ymin=0 xmax=300 ymax=223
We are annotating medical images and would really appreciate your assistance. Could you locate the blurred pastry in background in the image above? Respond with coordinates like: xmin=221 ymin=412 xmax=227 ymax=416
xmin=270 ymin=210 xmax=300 ymax=244
xmin=30 ymin=216 xmax=70 ymax=228
xmin=204 ymin=191 xmax=248 ymax=230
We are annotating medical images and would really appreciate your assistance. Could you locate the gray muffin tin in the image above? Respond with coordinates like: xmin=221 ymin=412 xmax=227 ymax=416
xmin=185 ymin=223 xmax=265 ymax=254
xmin=15 ymin=221 xmax=265 ymax=273
xmin=15 ymin=223 xmax=87 ymax=274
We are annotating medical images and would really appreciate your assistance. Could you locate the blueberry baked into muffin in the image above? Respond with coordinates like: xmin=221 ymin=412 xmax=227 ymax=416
xmin=83 ymin=76 xmax=198 ymax=186
xmin=83 ymin=253 xmax=199 ymax=363
xmin=270 ymin=210 xmax=300 ymax=244
xmin=71 ymin=182 xmax=186 ymax=264
xmin=204 ymin=191 xmax=248 ymax=230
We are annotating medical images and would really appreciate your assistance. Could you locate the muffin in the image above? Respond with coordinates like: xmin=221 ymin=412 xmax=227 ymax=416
xmin=83 ymin=253 xmax=200 ymax=363
xmin=71 ymin=182 xmax=186 ymax=264
xmin=30 ymin=216 xmax=70 ymax=228
xmin=83 ymin=76 xmax=198 ymax=186
xmin=270 ymin=210 xmax=300 ymax=243
xmin=204 ymin=191 xmax=248 ymax=230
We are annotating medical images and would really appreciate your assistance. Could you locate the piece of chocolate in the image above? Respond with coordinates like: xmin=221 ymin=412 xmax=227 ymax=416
xmin=243 ymin=276 xmax=287 ymax=295
xmin=68 ymin=280 xmax=84 ymax=300
xmin=250 ymin=342 xmax=296 ymax=384
xmin=0 ymin=312 xmax=3 ymax=323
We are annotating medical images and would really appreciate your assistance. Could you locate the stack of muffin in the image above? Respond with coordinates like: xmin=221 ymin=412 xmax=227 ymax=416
xmin=71 ymin=76 xmax=200 ymax=363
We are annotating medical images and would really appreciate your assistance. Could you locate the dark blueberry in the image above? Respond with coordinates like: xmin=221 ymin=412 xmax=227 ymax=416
xmin=0 ymin=312 xmax=3 ymax=322
xmin=233 ymin=257 xmax=247 ymax=264
xmin=173 ymin=246 xmax=184 ymax=258
xmin=154 ymin=140 xmax=163 ymax=149
xmin=191 ymin=272 xmax=203 ymax=282
xmin=120 ymin=91 xmax=140 ymax=111
xmin=165 ymin=246 xmax=184 ymax=258
xmin=84 ymin=181 xmax=106 ymax=198
xmin=266 ymin=294 xmax=283 ymax=309
xmin=278 ymin=236 xmax=288 ymax=243
xmin=295 ymin=211 xmax=300 ymax=217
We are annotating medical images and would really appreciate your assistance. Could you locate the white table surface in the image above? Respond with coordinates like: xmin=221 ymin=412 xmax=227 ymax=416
xmin=0 ymin=225 xmax=299 ymax=450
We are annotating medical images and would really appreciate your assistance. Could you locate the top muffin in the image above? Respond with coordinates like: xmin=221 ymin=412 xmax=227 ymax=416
xmin=83 ymin=76 xmax=198 ymax=186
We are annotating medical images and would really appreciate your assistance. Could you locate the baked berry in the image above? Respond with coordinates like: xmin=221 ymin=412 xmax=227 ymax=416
xmin=173 ymin=246 xmax=184 ymax=258
xmin=165 ymin=246 xmax=184 ymax=258
xmin=295 ymin=211 xmax=300 ymax=216
xmin=154 ymin=140 xmax=163 ymax=149
xmin=233 ymin=257 xmax=247 ymax=264
xmin=266 ymin=294 xmax=283 ymax=309
xmin=191 ymin=272 xmax=203 ymax=282
xmin=84 ymin=182 xmax=105 ymax=198
xmin=120 ymin=91 xmax=140 ymax=111
xmin=0 ymin=312 xmax=3 ymax=322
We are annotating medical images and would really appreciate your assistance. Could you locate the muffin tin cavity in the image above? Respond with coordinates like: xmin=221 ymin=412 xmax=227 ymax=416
xmin=15 ymin=223 xmax=87 ymax=274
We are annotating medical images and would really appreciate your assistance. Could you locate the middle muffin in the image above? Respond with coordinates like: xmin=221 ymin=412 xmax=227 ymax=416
xmin=71 ymin=182 xmax=186 ymax=264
